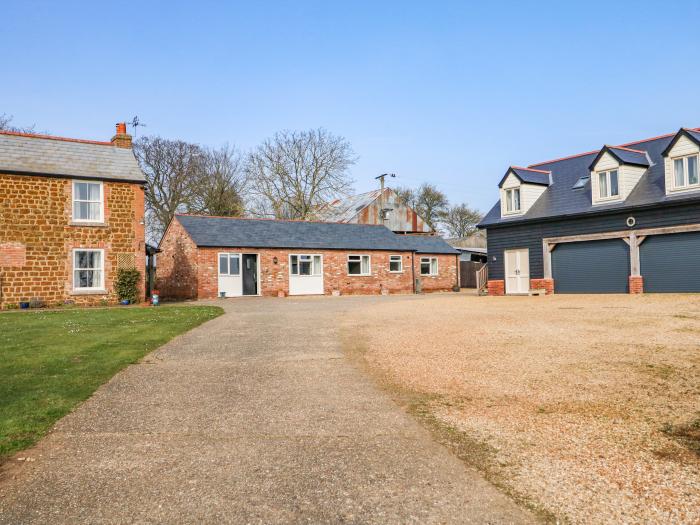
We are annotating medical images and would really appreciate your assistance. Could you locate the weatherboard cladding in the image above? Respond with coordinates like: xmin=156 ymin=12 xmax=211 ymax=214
xmin=0 ymin=132 xmax=145 ymax=182
xmin=175 ymin=215 xmax=458 ymax=254
xmin=485 ymin=201 xmax=700 ymax=281
xmin=480 ymin=130 xmax=700 ymax=227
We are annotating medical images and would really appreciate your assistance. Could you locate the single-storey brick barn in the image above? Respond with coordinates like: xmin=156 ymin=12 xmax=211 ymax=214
xmin=156 ymin=215 xmax=459 ymax=299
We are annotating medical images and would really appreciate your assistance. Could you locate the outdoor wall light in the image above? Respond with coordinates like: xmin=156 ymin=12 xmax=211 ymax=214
xmin=273 ymin=256 xmax=279 ymax=264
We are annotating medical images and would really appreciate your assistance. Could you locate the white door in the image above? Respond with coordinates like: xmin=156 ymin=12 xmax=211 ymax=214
xmin=218 ymin=252 xmax=243 ymax=297
xmin=289 ymin=254 xmax=324 ymax=295
xmin=505 ymin=249 xmax=529 ymax=294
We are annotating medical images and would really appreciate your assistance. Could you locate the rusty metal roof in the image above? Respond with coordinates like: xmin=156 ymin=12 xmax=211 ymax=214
xmin=315 ymin=189 xmax=385 ymax=223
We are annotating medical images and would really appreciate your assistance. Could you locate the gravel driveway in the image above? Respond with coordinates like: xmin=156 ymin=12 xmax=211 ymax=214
xmin=0 ymin=296 xmax=533 ymax=524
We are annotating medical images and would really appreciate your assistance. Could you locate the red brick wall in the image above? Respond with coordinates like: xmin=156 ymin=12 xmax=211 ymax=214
xmin=413 ymin=254 xmax=459 ymax=293
xmin=156 ymin=218 xmax=458 ymax=299
xmin=530 ymin=278 xmax=554 ymax=295
xmin=0 ymin=173 xmax=145 ymax=308
xmin=487 ymin=279 xmax=505 ymax=296
xmin=629 ymin=276 xmax=643 ymax=294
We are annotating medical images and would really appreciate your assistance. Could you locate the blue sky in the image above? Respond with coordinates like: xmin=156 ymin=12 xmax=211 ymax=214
xmin=4 ymin=1 xmax=700 ymax=213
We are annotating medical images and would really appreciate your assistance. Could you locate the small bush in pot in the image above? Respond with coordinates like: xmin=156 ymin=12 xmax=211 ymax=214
xmin=115 ymin=268 xmax=141 ymax=304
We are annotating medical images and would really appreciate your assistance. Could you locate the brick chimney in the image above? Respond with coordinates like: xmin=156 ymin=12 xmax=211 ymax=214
xmin=111 ymin=122 xmax=132 ymax=148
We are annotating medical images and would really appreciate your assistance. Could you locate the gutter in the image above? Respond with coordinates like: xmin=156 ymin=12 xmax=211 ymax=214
xmin=478 ymin=195 xmax=700 ymax=230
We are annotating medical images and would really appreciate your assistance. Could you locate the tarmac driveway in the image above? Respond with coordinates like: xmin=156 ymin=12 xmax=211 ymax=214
xmin=0 ymin=295 xmax=533 ymax=524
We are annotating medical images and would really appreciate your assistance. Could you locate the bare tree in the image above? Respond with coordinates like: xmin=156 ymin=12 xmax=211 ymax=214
xmin=0 ymin=113 xmax=37 ymax=133
xmin=414 ymin=183 xmax=448 ymax=231
xmin=133 ymin=136 xmax=206 ymax=241
xmin=393 ymin=186 xmax=417 ymax=209
xmin=440 ymin=203 xmax=482 ymax=238
xmin=247 ymin=128 xmax=356 ymax=219
xmin=190 ymin=144 xmax=248 ymax=217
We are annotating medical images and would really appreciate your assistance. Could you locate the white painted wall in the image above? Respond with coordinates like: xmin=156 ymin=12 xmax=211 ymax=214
xmin=500 ymin=172 xmax=547 ymax=217
xmin=218 ymin=273 xmax=243 ymax=297
xmin=590 ymin=151 xmax=646 ymax=205
xmin=289 ymin=274 xmax=324 ymax=295
xmin=664 ymin=135 xmax=700 ymax=195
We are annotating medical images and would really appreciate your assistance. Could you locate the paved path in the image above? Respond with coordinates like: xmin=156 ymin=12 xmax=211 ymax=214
xmin=0 ymin=296 xmax=534 ymax=524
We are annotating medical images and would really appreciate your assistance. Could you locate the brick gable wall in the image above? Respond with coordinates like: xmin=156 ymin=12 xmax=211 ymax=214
xmin=0 ymin=173 xmax=145 ymax=308
xmin=156 ymin=218 xmax=458 ymax=299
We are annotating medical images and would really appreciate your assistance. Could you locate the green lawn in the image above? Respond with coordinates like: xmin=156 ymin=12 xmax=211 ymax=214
xmin=0 ymin=305 xmax=223 ymax=460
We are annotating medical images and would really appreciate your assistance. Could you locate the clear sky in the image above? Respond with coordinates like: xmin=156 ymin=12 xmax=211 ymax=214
xmin=4 ymin=1 xmax=700 ymax=213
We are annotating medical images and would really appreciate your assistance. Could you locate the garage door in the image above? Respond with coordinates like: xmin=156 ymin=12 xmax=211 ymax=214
xmin=552 ymin=239 xmax=629 ymax=293
xmin=641 ymin=231 xmax=700 ymax=292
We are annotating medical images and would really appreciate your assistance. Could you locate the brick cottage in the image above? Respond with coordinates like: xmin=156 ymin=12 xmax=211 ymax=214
xmin=0 ymin=124 xmax=146 ymax=308
xmin=157 ymin=215 xmax=459 ymax=299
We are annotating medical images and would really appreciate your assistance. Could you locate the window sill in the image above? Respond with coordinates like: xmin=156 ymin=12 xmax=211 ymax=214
xmin=667 ymin=185 xmax=700 ymax=195
xmin=69 ymin=221 xmax=107 ymax=228
xmin=389 ymin=270 xmax=403 ymax=274
xmin=347 ymin=274 xmax=372 ymax=277
xmin=71 ymin=289 xmax=107 ymax=296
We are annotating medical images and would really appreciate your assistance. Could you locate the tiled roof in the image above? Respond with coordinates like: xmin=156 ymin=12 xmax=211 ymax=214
xmin=499 ymin=166 xmax=551 ymax=187
xmin=480 ymin=127 xmax=700 ymax=227
xmin=173 ymin=215 xmax=458 ymax=254
xmin=0 ymin=131 xmax=145 ymax=182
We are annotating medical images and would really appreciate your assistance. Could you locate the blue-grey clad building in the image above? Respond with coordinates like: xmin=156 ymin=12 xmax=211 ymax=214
xmin=478 ymin=127 xmax=700 ymax=294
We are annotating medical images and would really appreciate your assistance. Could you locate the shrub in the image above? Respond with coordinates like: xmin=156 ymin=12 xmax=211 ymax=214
xmin=115 ymin=268 xmax=141 ymax=304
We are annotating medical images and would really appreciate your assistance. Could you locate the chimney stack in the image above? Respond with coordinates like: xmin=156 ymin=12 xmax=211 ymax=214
xmin=111 ymin=122 xmax=132 ymax=149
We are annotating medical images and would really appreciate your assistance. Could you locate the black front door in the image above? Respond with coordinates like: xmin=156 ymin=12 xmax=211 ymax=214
xmin=242 ymin=254 xmax=258 ymax=295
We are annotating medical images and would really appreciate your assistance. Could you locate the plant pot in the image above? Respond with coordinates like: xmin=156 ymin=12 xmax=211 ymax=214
xmin=120 ymin=299 xmax=130 ymax=306
xmin=219 ymin=292 xmax=226 ymax=298
xmin=19 ymin=302 xmax=30 ymax=309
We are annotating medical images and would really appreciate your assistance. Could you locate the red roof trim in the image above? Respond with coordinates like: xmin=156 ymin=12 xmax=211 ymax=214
xmin=607 ymin=144 xmax=646 ymax=154
xmin=529 ymin=127 xmax=700 ymax=168
xmin=0 ymin=130 xmax=113 ymax=146
xmin=175 ymin=213 xmax=389 ymax=227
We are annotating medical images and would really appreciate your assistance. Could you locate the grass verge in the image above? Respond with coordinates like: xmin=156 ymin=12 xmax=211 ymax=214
xmin=0 ymin=305 xmax=223 ymax=461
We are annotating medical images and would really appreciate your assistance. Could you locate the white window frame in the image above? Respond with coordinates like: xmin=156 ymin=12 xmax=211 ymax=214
xmin=72 ymin=248 xmax=105 ymax=291
xmin=289 ymin=254 xmax=322 ymax=276
xmin=72 ymin=180 xmax=104 ymax=223
xmin=389 ymin=255 xmax=403 ymax=273
xmin=347 ymin=254 xmax=371 ymax=276
xmin=672 ymin=154 xmax=700 ymax=190
xmin=504 ymin=187 xmax=521 ymax=213
xmin=597 ymin=169 xmax=620 ymax=200
xmin=218 ymin=252 xmax=241 ymax=276
xmin=420 ymin=256 xmax=438 ymax=276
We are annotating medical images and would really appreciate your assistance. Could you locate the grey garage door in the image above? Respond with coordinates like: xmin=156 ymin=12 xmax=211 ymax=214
xmin=552 ymin=239 xmax=629 ymax=293
xmin=640 ymin=231 xmax=700 ymax=292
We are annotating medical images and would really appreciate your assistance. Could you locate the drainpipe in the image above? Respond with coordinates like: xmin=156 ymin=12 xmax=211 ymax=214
xmin=411 ymin=252 xmax=416 ymax=294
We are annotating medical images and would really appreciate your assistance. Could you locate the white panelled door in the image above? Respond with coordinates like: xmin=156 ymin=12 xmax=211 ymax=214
xmin=504 ymin=249 xmax=530 ymax=294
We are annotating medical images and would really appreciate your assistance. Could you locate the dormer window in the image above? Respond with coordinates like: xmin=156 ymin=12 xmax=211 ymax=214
xmin=505 ymin=188 xmax=520 ymax=213
xmin=597 ymin=170 xmax=619 ymax=199
xmin=673 ymin=154 xmax=698 ymax=189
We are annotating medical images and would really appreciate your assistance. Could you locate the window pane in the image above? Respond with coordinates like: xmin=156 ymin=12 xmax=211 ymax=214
xmin=230 ymin=255 xmax=240 ymax=275
xmin=361 ymin=256 xmax=370 ymax=275
xmin=513 ymin=189 xmax=520 ymax=210
xmin=348 ymin=255 xmax=360 ymax=262
xmin=75 ymin=251 xmax=89 ymax=269
xmin=431 ymin=258 xmax=438 ymax=275
xmin=91 ymin=251 xmax=101 ymax=269
xmin=88 ymin=183 xmax=101 ymax=201
xmin=88 ymin=202 xmax=100 ymax=220
xmin=219 ymin=255 xmax=229 ymax=275
xmin=599 ymin=172 xmax=608 ymax=197
xmin=420 ymin=261 xmax=430 ymax=275
xmin=688 ymin=156 xmax=698 ymax=185
xmin=505 ymin=190 xmax=512 ymax=211
xmin=389 ymin=256 xmax=401 ymax=272
xmin=75 ymin=182 xmax=88 ymax=200
xmin=348 ymin=260 xmax=361 ymax=274
xmin=675 ymin=159 xmax=685 ymax=187
xmin=299 ymin=260 xmax=312 ymax=275
xmin=75 ymin=201 xmax=89 ymax=220
xmin=313 ymin=255 xmax=322 ymax=275
xmin=610 ymin=170 xmax=619 ymax=196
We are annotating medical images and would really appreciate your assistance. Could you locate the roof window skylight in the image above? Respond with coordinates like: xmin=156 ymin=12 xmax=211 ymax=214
xmin=572 ymin=175 xmax=589 ymax=189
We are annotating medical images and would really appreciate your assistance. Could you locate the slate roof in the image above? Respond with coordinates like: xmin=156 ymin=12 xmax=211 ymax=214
xmin=173 ymin=215 xmax=458 ymax=254
xmin=0 ymin=131 xmax=145 ymax=182
xmin=394 ymin=234 xmax=460 ymax=254
xmin=480 ymin=128 xmax=700 ymax=227
xmin=314 ymin=189 xmax=384 ymax=223
xmin=589 ymin=145 xmax=649 ymax=170
xmin=499 ymin=167 xmax=551 ymax=187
